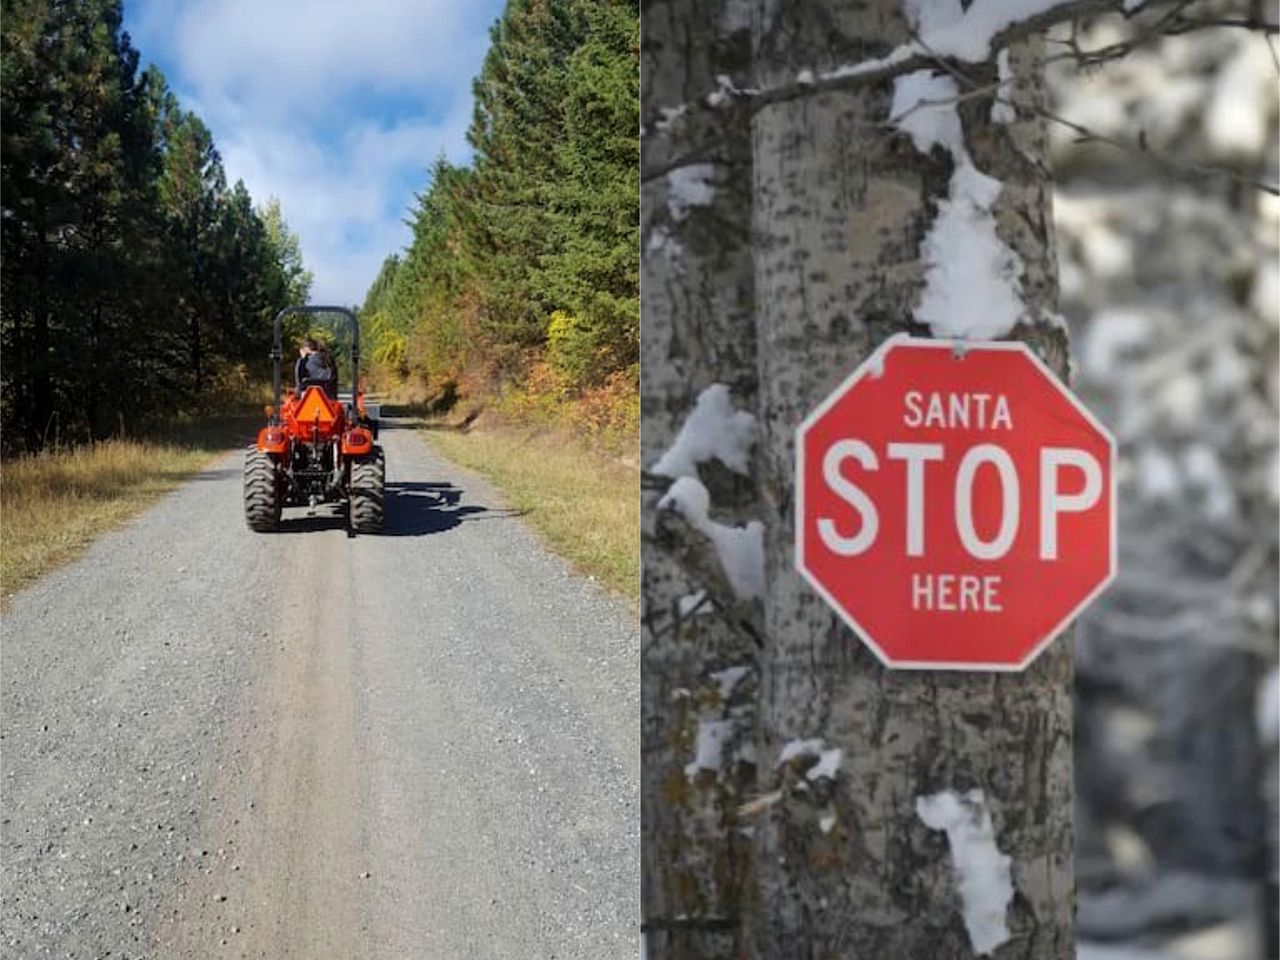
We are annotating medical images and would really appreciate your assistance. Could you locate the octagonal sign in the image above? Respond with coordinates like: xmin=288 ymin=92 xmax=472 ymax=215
xmin=796 ymin=335 xmax=1115 ymax=670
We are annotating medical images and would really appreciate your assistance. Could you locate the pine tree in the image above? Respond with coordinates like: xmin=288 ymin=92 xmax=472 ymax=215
xmin=1 ymin=1 xmax=312 ymax=450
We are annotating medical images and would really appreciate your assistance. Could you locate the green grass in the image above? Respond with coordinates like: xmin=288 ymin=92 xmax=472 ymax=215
xmin=1 ymin=416 xmax=257 ymax=601
xmin=422 ymin=421 xmax=639 ymax=601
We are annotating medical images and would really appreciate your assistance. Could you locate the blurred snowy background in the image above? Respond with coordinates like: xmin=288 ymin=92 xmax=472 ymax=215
xmin=1045 ymin=12 xmax=1279 ymax=960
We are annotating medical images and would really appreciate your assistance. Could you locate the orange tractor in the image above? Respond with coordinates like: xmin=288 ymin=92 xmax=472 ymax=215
xmin=243 ymin=305 xmax=384 ymax=534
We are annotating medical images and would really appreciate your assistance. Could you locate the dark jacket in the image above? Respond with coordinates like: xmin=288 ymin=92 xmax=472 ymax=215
xmin=295 ymin=351 xmax=336 ymax=396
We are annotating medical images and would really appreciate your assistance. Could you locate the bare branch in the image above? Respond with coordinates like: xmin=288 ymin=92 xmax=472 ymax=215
xmin=1016 ymin=98 xmax=1280 ymax=195
xmin=1045 ymin=0 xmax=1276 ymax=67
xmin=1045 ymin=0 xmax=1200 ymax=66
xmin=647 ymin=0 xmax=1279 ymax=195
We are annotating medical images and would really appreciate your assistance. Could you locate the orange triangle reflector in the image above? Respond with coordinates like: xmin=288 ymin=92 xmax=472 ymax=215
xmin=295 ymin=388 xmax=336 ymax=424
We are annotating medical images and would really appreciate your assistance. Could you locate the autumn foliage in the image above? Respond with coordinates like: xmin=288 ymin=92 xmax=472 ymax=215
xmin=359 ymin=0 xmax=638 ymax=448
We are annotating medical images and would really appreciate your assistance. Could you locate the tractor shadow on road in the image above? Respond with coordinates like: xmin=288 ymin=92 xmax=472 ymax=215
xmin=381 ymin=480 xmax=525 ymax=537
xmin=260 ymin=481 xmax=524 ymax=536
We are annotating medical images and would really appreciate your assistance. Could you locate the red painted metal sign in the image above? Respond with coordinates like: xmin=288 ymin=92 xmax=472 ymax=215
xmin=796 ymin=335 xmax=1115 ymax=670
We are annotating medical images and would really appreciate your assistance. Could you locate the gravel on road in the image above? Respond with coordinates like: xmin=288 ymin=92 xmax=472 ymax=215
xmin=0 ymin=418 xmax=639 ymax=959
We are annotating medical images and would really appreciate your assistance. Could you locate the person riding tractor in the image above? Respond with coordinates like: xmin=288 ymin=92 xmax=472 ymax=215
xmin=295 ymin=336 xmax=338 ymax=398
xmin=244 ymin=306 xmax=383 ymax=535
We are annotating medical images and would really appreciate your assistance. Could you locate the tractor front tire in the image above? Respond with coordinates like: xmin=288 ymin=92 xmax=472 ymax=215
xmin=350 ymin=451 xmax=385 ymax=534
xmin=244 ymin=448 xmax=282 ymax=532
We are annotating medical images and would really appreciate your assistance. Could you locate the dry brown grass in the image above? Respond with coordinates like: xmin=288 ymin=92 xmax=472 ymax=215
xmin=1 ymin=417 xmax=256 ymax=600
xmin=423 ymin=420 xmax=639 ymax=601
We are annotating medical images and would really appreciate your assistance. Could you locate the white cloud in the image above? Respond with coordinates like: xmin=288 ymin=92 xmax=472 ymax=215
xmin=216 ymin=103 xmax=474 ymax=302
xmin=131 ymin=0 xmax=494 ymax=118
xmin=126 ymin=0 xmax=501 ymax=302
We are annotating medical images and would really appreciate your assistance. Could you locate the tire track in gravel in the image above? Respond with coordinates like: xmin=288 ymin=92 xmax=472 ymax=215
xmin=1 ymin=418 xmax=638 ymax=960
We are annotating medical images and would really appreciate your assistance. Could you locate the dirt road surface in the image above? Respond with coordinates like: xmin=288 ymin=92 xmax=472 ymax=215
xmin=1 ymin=418 xmax=638 ymax=959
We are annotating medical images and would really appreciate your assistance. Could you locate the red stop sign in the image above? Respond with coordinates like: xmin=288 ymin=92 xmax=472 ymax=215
xmin=796 ymin=335 xmax=1115 ymax=670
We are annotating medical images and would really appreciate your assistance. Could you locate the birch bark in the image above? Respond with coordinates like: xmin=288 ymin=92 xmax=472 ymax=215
xmin=640 ymin=1 xmax=759 ymax=956
xmin=748 ymin=2 xmax=1074 ymax=956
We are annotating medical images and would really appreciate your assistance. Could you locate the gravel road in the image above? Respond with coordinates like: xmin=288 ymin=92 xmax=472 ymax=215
xmin=0 ymin=418 xmax=639 ymax=959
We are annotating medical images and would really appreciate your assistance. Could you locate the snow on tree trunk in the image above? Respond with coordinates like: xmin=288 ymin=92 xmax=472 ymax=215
xmin=640 ymin=1 xmax=759 ymax=956
xmin=748 ymin=1 xmax=1074 ymax=956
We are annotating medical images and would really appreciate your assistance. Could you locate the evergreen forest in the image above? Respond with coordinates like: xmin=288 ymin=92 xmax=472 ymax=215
xmin=1 ymin=0 xmax=313 ymax=455
xmin=359 ymin=0 xmax=639 ymax=444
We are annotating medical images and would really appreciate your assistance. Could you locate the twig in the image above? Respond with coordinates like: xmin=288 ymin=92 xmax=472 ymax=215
xmin=1046 ymin=0 xmax=1200 ymax=67
xmin=1013 ymin=99 xmax=1280 ymax=195
xmin=887 ymin=80 xmax=1008 ymax=127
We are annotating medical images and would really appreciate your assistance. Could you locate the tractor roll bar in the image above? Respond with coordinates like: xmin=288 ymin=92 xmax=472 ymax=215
xmin=271 ymin=305 xmax=361 ymax=421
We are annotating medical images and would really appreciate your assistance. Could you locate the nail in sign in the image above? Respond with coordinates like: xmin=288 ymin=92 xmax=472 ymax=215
xmin=795 ymin=335 xmax=1116 ymax=670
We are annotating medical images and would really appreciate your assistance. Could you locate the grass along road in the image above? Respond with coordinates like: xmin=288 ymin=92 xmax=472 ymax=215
xmin=1 ymin=431 xmax=246 ymax=600
xmin=1 ymin=413 xmax=639 ymax=607
xmin=420 ymin=421 xmax=639 ymax=601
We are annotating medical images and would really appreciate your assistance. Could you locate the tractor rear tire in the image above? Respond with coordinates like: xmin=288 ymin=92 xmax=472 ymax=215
xmin=350 ymin=451 xmax=384 ymax=533
xmin=244 ymin=448 xmax=281 ymax=532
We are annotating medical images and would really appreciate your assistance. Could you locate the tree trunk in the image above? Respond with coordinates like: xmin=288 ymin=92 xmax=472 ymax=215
xmin=748 ymin=3 xmax=1074 ymax=957
xmin=190 ymin=310 xmax=203 ymax=396
xmin=640 ymin=1 xmax=758 ymax=956
xmin=89 ymin=300 xmax=104 ymax=440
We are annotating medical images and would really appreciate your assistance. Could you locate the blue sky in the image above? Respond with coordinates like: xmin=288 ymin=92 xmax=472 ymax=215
xmin=123 ymin=0 xmax=507 ymax=305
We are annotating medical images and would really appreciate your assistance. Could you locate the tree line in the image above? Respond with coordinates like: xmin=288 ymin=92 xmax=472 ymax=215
xmin=1 ymin=0 xmax=311 ymax=455
xmin=360 ymin=0 xmax=638 ymax=415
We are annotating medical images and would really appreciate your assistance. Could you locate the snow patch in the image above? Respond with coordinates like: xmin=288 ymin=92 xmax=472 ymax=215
xmin=653 ymin=105 xmax=687 ymax=132
xmin=915 ymin=175 xmax=1026 ymax=338
xmin=666 ymin=164 xmax=717 ymax=222
xmin=916 ymin=789 xmax=1013 ymax=956
xmin=906 ymin=0 xmax=1070 ymax=61
xmin=646 ymin=224 xmax=682 ymax=261
xmin=709 ymin=665 xmax=751 ymax=702
xmin=776 ymin=738 xmax=843 ymax=781
xmin=806 ymin=747 xmax=843 ymax=781
xmin=891 ymin=70 xmax=968 ymax=154
xmin=778 ymin=738 xmax=826 ymax=765
xmin=707 ymin=73 xmax=755 ymax=108
xmin=678 ymin=590 xmax=709 ymax=618
xmin=891 ymin=70 xmax=1026 ymax=339
xmin=819 ymin=46 xmax=915 ymax=84
xmin=652 ymin=384 xmax=756 ymax=478
xmin=685 ymin=718 xmax=734 ymax=779
xmin=658 ymin=476 xmax=765 ymax=600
